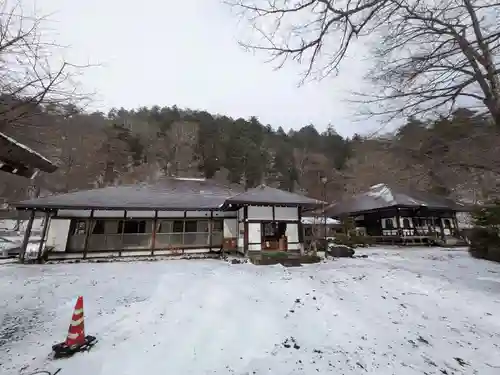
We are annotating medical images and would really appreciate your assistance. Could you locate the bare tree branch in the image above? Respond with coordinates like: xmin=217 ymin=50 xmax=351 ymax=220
xmin=228 ymin=0 xmax=500 ymax=126
xmin=0 ymin=0 xmax=93 ymax=132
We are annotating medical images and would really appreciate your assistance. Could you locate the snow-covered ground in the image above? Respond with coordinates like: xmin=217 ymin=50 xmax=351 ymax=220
xmin=1 ymin=248 xmax=500 ymax=375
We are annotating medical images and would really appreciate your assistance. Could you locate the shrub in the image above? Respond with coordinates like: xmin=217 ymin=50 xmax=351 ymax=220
xmin=469 ymin=200 xmax=500 ymax=262
xmin=333 ymin=233 xmax=356 ymax=247
xmin=468 ymin=227 xmax=500 ymax=261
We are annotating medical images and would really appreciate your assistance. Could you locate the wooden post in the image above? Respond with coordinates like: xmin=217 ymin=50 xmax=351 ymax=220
xmin=37 ymin=211 xmax=51 ymax=263
xmin=452 ymin=213 xmax=460 ymax=237
xmin=437 ymin=215 xmax=445 ymax=241
xmin=151 ymin=210 xmax=158 ymax=256
xmin=243 ymin=206 xmax=249 ymax=255
xmin=395 ymin=208 xmax=402 ymax=245
xmin=20 ymin=210 xmax=35 ymax=263
xmin=298 ymin=207 xmax=304 ymax=255
xmin=83 ymin=210 xmax=94 ymax=259
xmin=208 ymin=211 xmax=213 ymax=252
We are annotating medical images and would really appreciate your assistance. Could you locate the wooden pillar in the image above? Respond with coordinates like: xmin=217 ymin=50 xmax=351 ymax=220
xmin=119 ymin=210 xmax=126 ymax=257
xmin=83 ymin=210 xmax=94 ymax=259
xmin=243 ymin=206 xmax=249 ymax=255
xmin=20 ymin=210 xmax=36 ymax=263
xmin=452 ymin=213 xmax=460 ymax=237
xmin=37 ymin=211 xmax=51 ymax=263
xmin=208 ymin=211 xmax=213 ymax=252
xmin=151 ymin=210 xmax=158 ymax=256
xmin=437 ymin=215 xmax=445 ymax=241
xmin=298 ymin=207 xmax=304 ymax=255
xmin=395 ymin=208 xmax=402 ymax=244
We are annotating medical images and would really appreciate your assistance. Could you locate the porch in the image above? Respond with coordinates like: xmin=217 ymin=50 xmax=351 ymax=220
xmin=353 ymin=207 xmax=467 ymax=246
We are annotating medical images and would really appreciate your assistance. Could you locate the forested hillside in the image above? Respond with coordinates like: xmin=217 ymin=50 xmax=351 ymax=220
xmin=1 ymin=104 xmax=499 ymax=206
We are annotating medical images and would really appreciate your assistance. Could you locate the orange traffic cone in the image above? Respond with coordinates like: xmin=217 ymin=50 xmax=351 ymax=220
xmin=52 ymin=296 xmax=97 ymax=358
xmin=66 ymin=296 xmax=86 ymax=348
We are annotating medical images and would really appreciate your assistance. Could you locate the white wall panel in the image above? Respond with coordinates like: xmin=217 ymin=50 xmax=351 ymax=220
xmin=46 ymin=219 xmax=71 ymax=252
xmin=248 ymin=223 xmax=261 ymax=245
xmin=237 ymin=222 xmax=244 ymax=248
xmin=57 ymin=209 xmax=91 ymax=218
xmin=47 ymin=252 xmax=84 ymax=260
xmin=86 ymin=252 xmax=121 ymax=258
xmin=154 ymin=249 xmax=176 ymax=255
xmin=286 ymin=223 xmax=299 ymax=243
xmin=248 ymin=243 xmax=261 ymax=251
xmin=121 ymin=250 xmax=152 ymax=257
xmin=247 ymin=206 xmax=273 ymax=220
xmin=157 ymin=211 xmax=185 ymax=218
xmin=126 ymin=210 xmax=155 ymax=218
xmin=224 ymin=218 xmax=237 ymax=238
xmin=213 ymin=211 xmax=237 ymax=217
xmin=275 ymin=207 xmax=298 ymax=221
xmin=186 ymin=211 xmax=210 ymax=218
xmin=94 ymin=210 xmax=125 ymax=218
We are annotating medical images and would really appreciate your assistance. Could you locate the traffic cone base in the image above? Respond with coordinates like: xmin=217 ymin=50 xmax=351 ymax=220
xmin=52 ymin=296 xmax=97 ymax=359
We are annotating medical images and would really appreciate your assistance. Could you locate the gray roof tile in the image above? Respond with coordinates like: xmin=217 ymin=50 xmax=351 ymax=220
xmin=326 ymin=184 xmax=468 ymax=217
xmin=226 ymin=184 xmax=324 ymax=208
xmin=16 ymin=177 xmax=243 ymax=210
xmin=15 ymin=179 xmax=322 ymax=211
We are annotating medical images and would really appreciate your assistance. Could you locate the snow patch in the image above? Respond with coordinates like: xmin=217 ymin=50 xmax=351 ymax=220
xmin=174 ymin=177 xmax=206 ymax=181
xmin=1 ymin=249 xmax=500 ymax=375
xmin=301 ymin=217 xmax=340 ymax=225
xmin=367 ymin=183 xmax=396 ymax=204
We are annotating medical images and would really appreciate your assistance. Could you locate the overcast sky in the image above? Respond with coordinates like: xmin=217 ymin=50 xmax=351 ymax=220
xmin=34 ymin=0 xmax=374 ymax=137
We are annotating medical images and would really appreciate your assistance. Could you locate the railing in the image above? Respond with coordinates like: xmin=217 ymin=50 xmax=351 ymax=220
xmin=67 ymin=231 xmax=224 ymax=252
xmin=67 ymin=235 xmax=85 ymax=251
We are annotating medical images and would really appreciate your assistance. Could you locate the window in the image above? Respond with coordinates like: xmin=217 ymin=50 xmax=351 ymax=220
xmin=444 ymin=219 xmax=452 ymax=229
xmin=384 ymin=219 xmax=394 ymax=229
xmin=305 ymin=227 xmax=313 ymax=237
xmin=173 ymin=221 xmax=184 ymax=233
xmin=119 ymin=220 xmax=148 ymax=234
xmin=197 ymin=220 xmax=209 ymax=232
xmin=277 ymin=222 xmax=287 ymax=237
xmin=184 ymin=220 xmax=197 ymax=233
xmin=262 ymin=221 xmax=287 ymax=240
xmin=212 ymin=220 xmax=223 ymax=232
xmin=263 ymin=222 xmax=277 ymax=237
xmin=92 ymin=220 xmax=106 ymax=234
xmin=402 ymin=218 xmax=411 ymax=229
xmin=73 ymin=220 xmax=87 ymax=235
xmin=158 ymin=220 xmax=172 ymax=233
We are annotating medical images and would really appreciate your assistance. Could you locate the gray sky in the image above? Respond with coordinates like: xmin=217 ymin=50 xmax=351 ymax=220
xmin=35 ymin=0 xmax=373 ymax=137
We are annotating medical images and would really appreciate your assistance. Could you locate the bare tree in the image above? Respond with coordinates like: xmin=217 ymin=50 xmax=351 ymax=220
xmin=228 ymin=0 xmax=500 ymax=126
xmin=165 ymin=121 xmax=200 ymax=177
xmin=0 ymin=0 xmax=89 ymax=131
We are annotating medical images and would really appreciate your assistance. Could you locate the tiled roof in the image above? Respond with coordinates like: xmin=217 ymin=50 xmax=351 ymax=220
xmin=16 ymin=177 xmax=242 ymax=210
xmin=15 ymin=179 xmax=322 ymax=211
xmin=326 ymin=184 xmax=469 ymax=217
xmin=225 ymin=184 xmax=324 ymax=208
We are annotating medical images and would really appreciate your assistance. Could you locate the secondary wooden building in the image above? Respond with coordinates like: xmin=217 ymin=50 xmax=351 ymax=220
xmin=325 ymin=184 xmax=469 ymax=245
xmin=0 ymin=131 xmax=57 ymax=178
xmin=14 ymin=178 xmax=322 ymax=261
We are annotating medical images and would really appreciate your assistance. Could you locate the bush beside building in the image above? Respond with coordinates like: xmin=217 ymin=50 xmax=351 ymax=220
xmin=468 ymin=201 xmax=500 ymax=262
